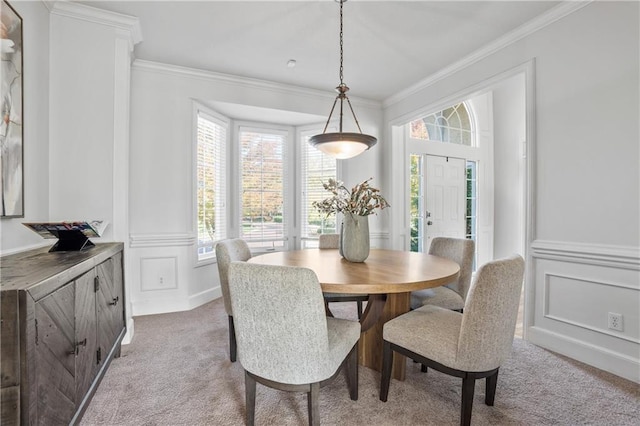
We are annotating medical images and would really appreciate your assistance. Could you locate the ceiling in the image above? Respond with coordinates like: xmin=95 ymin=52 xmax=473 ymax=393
xmin=76 ymin=1 xmax=560 ymax=103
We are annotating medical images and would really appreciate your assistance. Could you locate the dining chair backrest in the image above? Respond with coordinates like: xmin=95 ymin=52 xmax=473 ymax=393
xmin=215 ymin=239 xmax=252 ymax=316
xmin=318 ymin=233 xmax=340 ymax=249
xmin=228 ymin=262 xmax=333 ymax=384
xmin=456 ymin=255 xmax=525 ymax=371
xmin=428 ymin=237 xmax=475 ymax=302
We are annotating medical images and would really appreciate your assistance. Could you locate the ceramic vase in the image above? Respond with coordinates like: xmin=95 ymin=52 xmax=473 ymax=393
xmin=341 ymin=212 xmax=370 ymax=262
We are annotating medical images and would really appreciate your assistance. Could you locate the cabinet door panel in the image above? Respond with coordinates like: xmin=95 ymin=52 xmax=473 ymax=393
xmin=35 ymin=283 xmax=76 ymax=424
xmin=111 ymin=253 xmax=125 ymax=331
xmin=96 ymin=255 xmax=124 ymax=358
xmin=74 ymin=270 xmax=98 ymax=405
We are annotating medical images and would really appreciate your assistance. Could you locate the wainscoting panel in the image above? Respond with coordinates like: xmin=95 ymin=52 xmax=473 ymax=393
xmin=529 ymin=240 xmax=640 ymax=383
xmin=140 ymin=257 xmax=177 ymax=291
xmin=544 ymin=273 xmax=639 ymax=343
xmin=128 ymin=233 xmax=220 ymax=316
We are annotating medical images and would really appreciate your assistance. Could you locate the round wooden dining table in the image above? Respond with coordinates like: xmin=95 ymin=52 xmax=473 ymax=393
xmin=248 ymin=248 xmax=460 ymax=380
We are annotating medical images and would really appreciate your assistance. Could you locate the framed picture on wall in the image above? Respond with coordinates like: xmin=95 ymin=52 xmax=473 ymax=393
xmin=1 ymin=0 xmax=23 ymax=217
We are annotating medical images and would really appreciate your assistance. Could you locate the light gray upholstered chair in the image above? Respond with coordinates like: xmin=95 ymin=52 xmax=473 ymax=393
xmin=410 ymin=237 xmax=475 ymax=312
xmin=318 ymin=233 xmax=340 ymax=249
xmin=215 ymin=238 xmax=252 ymax=362
xmin=319 ymin=233 xmax=368 ymax=319
xmin=228 ymin=262 xmax=360 ymax=426
xmin=380 ymin=255 xmax=525 ymax=426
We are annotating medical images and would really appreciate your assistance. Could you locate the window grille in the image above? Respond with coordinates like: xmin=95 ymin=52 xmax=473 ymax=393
xmin=410 ymin=103 xmax=473 ymax=146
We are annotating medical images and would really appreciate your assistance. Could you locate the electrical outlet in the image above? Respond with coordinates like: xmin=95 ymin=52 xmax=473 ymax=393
xmin=608 ymin=312 xmax=624 ymax=331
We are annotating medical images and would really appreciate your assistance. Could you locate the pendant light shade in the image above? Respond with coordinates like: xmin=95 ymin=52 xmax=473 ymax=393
xmin=309 ymin=0 xmax=377 ymax=160
xmin=309 ymin=132 xmax=376 ymax=159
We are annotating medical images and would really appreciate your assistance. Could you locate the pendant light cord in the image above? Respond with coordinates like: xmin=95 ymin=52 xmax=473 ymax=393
xmin=339 ymin=0 xmax=344 ymax=85
xmin=320 ymin=0 xmax=365 ymax=135
xmin=309 ymin=0 xmax=377 ymax=157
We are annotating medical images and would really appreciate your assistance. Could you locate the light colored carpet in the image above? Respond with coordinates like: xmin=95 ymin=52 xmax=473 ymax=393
xmin=81 ymin=299 xmax=639 ymax=425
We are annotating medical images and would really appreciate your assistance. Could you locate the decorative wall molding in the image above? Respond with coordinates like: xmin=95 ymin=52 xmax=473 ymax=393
xmin=133 ymin=59 xmax=381 ymax=109
xmin=543 ymin=272 xmax=639 ymax=344
xmin=544 ymin=271 xmax=639 ymax=292
xmin=140 ymin=256 xmax=178 ymax=292
xmin=370 ymin=231 xmax=389 ymax=240
xmin=50 ymin=0 xmax=142 ymax=47
xmin=129 ymin=233 xmax=196 ymax=248
xmin=383 ymin=1 xmax=592 ymax=107
xmin=531 ymin=240 xmax=640 ymax=270
xmin=544 ymin=313 xmax=640 ymax=345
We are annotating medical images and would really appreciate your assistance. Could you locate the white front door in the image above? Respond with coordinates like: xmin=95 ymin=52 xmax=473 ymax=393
xmin=424 ymin=155 xmax=466 ymax=250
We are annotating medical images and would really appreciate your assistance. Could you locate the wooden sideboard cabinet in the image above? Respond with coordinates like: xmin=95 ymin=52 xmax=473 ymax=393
xmin=1 ymin=243 xmax=125 ymax=425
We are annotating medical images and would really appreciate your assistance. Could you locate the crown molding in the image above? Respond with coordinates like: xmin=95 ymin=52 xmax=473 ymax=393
xmin=41 ymin=1 xmax=56 ymax=12
xmin=133 ymin=59 xmax=382 ymax=109
xmin=383 ymin=0 xmax=593 ymax=107
xmin=50 ymin=0 xmax=142 ymax=47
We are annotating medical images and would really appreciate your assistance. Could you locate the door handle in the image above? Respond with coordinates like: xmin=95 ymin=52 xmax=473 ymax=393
xmin=427 ymin=221 xmax=433 ymax=226
xmin=68 ymin=338 xmax=87 ymax=356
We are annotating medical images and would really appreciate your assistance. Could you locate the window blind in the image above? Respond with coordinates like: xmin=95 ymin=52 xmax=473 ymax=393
xmin=239 ymin=128 xmax=287 ymax=248
xmin=196 ymin=111 xmax=227 ymax=260
xmin=301 ymin=132 xmax=337 ymax=247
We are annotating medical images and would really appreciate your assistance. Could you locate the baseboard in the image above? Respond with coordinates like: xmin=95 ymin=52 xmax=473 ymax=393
xmin=131 ymin=297 xmax=191 ymax=316
xmin=131 ymin=288 xmax=221 ymax=317
xmin=527 ymin=326 xmax=640 ymax=384
xmin=121 ymin=317 xmax=135 ymax=345
xmin=188 ymin=286 xmax=221 ymax=310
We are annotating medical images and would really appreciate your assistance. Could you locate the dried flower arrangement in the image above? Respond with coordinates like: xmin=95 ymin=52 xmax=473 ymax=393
xmin=312 ymin=178 xmax=390 ymax=217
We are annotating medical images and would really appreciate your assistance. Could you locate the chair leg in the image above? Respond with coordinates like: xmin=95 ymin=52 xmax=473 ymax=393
xmin=307 ymin=382 xmax=320 ymax=426
xmin=485 ymin=369 xmax=499 ymax=406
xmin=229 ymin=316 xmax=237 ymax=362
xmin=245 ymin=371 xmax=256 ymax=426
xmin=356 ymin=301 xmax=363 ymax=319
xmin=379 ymin=340 xmax=393 ymax=402
xmin=324 ymin=300 xmax=335 ymax=317
xmin=460 ymin=376 xmax=476 ymax=426
xmin=345 ymin=344 xmax=358 ymax=400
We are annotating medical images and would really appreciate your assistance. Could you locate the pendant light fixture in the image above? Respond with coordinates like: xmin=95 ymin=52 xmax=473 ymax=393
xmin=309 ymin=0 xmax=377 ymax=160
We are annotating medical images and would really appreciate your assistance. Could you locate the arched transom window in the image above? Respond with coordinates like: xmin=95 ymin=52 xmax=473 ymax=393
xmin=410 ymin=103 xmax=473 ymax=146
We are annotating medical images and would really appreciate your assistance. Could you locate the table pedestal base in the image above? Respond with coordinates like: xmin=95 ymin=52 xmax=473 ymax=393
xmin=358 ymin=292 xmax=410 ymax=381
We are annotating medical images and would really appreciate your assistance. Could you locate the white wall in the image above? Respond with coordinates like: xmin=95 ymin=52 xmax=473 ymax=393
xmin=493 ymin=73 xmax=525 ymax=259
xmin=383 ymin=2 xmax=639 ymax=382
xmin=49 ymin=16 xmax=116 ymax=227
xmin=0 ymin=1 xmax=50 ymax=254
xmin=127 ymin=60 xmax=383 ymax=316
xmin=48 ymin=2 xmax=140 ymax=342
